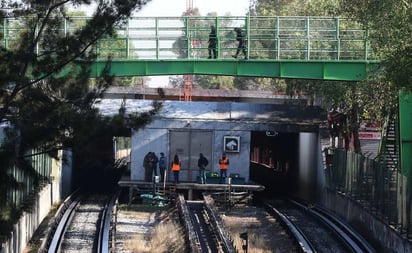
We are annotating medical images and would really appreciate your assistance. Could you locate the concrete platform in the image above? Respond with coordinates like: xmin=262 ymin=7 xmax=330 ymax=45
xmin=118 ymin=179 xmax=265 ymax=201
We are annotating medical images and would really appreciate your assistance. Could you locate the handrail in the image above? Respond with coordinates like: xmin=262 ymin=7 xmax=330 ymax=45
xmin=1 ymin=16 xmax=376 ymax=61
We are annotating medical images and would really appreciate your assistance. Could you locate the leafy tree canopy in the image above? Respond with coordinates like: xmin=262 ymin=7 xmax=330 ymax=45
xmin=0 ymin=0 xmax=161 ymax=242
xmin=251 ymin=0 xmax=340 ymax=16
xmin=249 ymin=0 xmax=408 ymax=153
xmin=339 ymin=0 xmax=412 ymax=91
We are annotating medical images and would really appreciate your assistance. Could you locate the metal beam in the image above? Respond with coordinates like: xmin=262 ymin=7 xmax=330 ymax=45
xmin=89 ymin=59 xmax=379 ymax=81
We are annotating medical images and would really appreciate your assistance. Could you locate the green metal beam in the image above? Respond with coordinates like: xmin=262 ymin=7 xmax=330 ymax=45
xmin=399 ymin=90 xmax=412 ymax=176
xmin=89 ymin=59 xmax=379 ymax=81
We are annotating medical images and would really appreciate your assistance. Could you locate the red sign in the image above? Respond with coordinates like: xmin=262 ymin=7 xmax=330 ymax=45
xmin=359 ymin=131 xmax=381 ymax=140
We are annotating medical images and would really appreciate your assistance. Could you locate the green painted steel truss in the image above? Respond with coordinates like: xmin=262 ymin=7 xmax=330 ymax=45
xmin=90 ymin=59 xmax=378 ymax=81
xmin=2 ymin=16 xmax=380 ymax=81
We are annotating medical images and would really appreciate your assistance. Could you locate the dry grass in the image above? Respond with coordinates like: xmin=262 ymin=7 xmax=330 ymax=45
xmin=124 ymin=221 xmax=185 ymax=253
xmin=121 ymin=205 xmax=186 ymax=253
xmin=229 ymin=227 xmax=273 ymax=253
xmin=221 ymin=207 xmax=281 ymax=253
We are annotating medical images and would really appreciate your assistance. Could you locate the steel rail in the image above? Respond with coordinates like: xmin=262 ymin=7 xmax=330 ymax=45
xmin=38 ymin=189 xmax=81 ymax=253
xmin=290 ymin=200 xmax=376 ymax=253
xmin=97 ymin=191 xmax=119 ymax=253
xmin=47 ymin=194 xmax=82 ymax=253
xmin=262 ymin=201 xmax=315 ymax=253
xmin=176 ymin=193 xmax=202 ymax=253
xmin=203 ymin=193 xmax=237 ymax=253
xmin=41 ymin=191 xmax=117 ymax=253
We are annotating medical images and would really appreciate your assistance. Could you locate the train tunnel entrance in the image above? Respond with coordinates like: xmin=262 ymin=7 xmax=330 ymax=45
xmin=250 ymin=131 xmax=300 ymax=196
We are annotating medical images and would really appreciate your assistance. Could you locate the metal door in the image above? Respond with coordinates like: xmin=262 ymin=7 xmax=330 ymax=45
xmin=169 ymin=130 xmax=213 ymax=182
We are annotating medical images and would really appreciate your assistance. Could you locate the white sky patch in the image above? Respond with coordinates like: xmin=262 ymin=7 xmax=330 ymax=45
xmin=136 ymin=0 xmax=251 ymax=17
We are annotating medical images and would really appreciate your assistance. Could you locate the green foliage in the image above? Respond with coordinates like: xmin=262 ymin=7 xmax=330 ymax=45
xmin=115 ymin=137 xmax=131 ymax=149
xmin=195 ymin=75 xmax=235 ymax=89
xmin=339 ymin=0 xmax=412 ymax=91
xmin=249 ymin=0 xmax=406 ymax=153
xmin=252 ymin=0 xmax=291 ymax=16
xmin=334 ymin=0 xmax=412 ymax=127
xmin=0 ymin=0 xmax=154 ymax=243
xmin=251 ymin=0 xmax=339 ymax=16
xmin=89 ymin=76 xmax=148 ymax=87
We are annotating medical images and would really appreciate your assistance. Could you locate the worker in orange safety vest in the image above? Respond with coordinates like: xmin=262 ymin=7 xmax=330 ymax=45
xmin=171 ymin=154 xmax=181 ymax=184
xmin=218 ymin=153 xmax=229 ymax=183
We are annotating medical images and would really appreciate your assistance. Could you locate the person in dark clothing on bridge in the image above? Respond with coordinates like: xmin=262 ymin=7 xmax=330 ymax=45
xmin=208 ymin=25 xmax=218 ymax=59
xmin=232 ymin=27 xmax=248 ymax=59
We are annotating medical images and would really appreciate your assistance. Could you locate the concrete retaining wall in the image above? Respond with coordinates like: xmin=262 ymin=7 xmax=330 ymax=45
xmin=1 ymin=151 xmax=64 ymax=253
xmin=323 ymin=189 xmax=412 ymax=253
xmin=1 ymin=185 xmax=54 ymax=253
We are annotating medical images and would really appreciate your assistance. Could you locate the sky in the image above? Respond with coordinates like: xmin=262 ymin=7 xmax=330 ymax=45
xmin=138 ymin=0 xmax=251 ymax=87
xmin=136 ymin=0 xmax=251 ymax=17
xmin=74 ymin=0 xmax=251 ymax=16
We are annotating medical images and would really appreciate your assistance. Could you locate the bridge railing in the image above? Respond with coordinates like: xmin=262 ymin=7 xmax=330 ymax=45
xmin=1 ymin=16 xmax=377 ymax=61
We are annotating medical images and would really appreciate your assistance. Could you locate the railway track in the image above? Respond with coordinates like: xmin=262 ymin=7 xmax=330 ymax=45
xmin=179 ymin=193 xmax=375 ymax=252
xmin=39 ymin=191 xmax=117 ymax=253
xmin=39 ymin=189 xmax=374 ymax=253
xmin=186 ymin=201 xmax=220 ymax=252
xmin=262 ymin=198 xmax=376 ymax=253
xmin=177 ymin=193 xmax=237 ymax=253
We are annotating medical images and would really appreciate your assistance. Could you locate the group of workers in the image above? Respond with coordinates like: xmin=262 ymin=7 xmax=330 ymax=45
xmin=208 ymin=26 xmax=248 ymax=60
xmin=143 ymin=152 xmax=230 ymax=184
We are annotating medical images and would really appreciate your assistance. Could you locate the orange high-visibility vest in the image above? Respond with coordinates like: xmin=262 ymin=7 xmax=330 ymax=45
xmin=219 ymin=158 xmax=229 ymax=170
xmin=171 ymin=161 xmax=181 ymax=171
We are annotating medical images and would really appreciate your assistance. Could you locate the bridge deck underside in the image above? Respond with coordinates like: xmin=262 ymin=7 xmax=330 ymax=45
xmin=90 ymin=59 xmax=377 ymax=81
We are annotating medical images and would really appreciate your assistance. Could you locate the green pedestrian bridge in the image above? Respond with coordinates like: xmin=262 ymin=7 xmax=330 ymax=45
xmin=2 ymin=16 xmax=379 ymax=80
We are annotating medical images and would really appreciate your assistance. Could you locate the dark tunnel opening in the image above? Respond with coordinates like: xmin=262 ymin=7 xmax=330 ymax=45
xmin=250 ymin=131 xmax=299 ymax=197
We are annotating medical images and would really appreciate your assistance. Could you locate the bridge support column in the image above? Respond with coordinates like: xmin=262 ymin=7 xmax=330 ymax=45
xmin=129 ymin=187 xmax=133 ymax=205
xmin=188 ymin=189 xmax=193 ymax=200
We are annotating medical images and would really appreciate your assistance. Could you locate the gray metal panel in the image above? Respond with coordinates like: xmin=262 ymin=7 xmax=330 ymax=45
xmin=190 ymin=131 xmax=213 ymax=181
xmin=169 ymin=130 xmax=213 ymax=182
xmin=169 ymin=130 xmax=190 ymax=168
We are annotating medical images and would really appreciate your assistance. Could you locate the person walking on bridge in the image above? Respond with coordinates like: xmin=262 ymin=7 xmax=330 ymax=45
xmin=218 ymin=153 xmax=229 ymax=183
xmin=232 ymin=27 xmax=248 ymax=59
xmin=171 ymin=154 xmax=181 ymax=184
xmin=208 ymin=25 xmax=218 ymax=59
